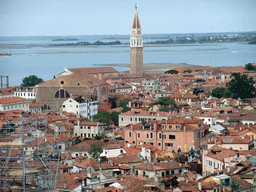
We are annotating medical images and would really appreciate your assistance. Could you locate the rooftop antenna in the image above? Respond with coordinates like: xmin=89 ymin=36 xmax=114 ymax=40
xmin=135 ymin=3 xmax=137 ymax=10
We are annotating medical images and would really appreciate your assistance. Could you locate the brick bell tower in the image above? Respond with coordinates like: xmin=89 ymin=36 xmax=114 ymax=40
xmin=130 ymin=5 xmax=143 ymax=75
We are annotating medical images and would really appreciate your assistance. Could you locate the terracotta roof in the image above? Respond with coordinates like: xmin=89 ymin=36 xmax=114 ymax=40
xmin=0 ymin=97 xmax=28 ymax=104
xmin=132 ymin=10 xmax=141 ymax=29
xmin=68 ymin=67 xmax=118 ymax=74
xmin=136 ymin=161 xmax=181 ymax=171
xmin=80 ymin=121 xmax=104 ymax=126
xmin=108 ymin=153 xmax=142 ymax=164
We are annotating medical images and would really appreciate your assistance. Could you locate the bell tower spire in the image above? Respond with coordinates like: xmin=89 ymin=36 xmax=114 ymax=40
xmin=130 ymin=5 xmax=143 ymax=75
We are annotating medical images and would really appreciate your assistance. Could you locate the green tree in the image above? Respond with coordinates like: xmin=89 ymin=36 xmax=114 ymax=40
xmin=149 ymin=97 xmax=177 ymax=112
xmin=22 ymin=75 xmax=44 ymax=87
xmin=184 ymin=69 xmax=192 ymax=73
xmin=245 ymin=63 xmax=256 ymax=71
xmin=93 ymin=134 xmax=106 ymax=140
xmin=226 ymin=73 xmax=256 ymax=99
xmin=75 ymin=138 xmax=82 ymax=144
xmin=111 ymin=100 xmax=117 ymax=109
xmin=93 ymin=111 xmax=112 ymax=125
xmin=118 ymin=98 xmax=132 ymax=113
xmin=88 ymin=143 xmax=103 ymax=159
xmin=211 ymin=87 xmax=231 ymax=98
xmin=0 ymin=123 xmax=16 ymax=134
xmin=110 ymin=111 xmax=120 ymax=126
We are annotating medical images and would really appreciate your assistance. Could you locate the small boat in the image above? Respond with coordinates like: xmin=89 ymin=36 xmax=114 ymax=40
xmin=0 ymin=47 xmax=11 ymax=56
xmin=0 ymin=53 xmax=11 ymax=56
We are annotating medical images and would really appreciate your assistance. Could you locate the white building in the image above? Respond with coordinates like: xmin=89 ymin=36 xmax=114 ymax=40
xmin=62 ymin=96 xmax=98 ymax=120
xmin=0 ymin=97 xmax=30 ymax=111
xmin=101 ymin=145 xmax=126 ymax=158
xmin=74 ymin=121 xmax=105 ymax=139
xmin=14 ymin=86 xmax=36 ymax=100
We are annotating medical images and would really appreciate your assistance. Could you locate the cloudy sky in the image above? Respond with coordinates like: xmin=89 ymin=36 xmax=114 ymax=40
xmin=0 ymin=0 xmax=256 ymax=36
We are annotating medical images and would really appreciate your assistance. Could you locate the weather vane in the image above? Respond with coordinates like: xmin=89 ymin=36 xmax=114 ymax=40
xmin=135 ymin=3 xmax=137 ymax=10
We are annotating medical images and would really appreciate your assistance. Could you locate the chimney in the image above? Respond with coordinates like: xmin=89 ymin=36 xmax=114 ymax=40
xmin=153 ymin=122 xmax=157 ymax=131
xmin=227 ymin=166 xmax=230 ymax=173
xmin=198 ymin=181 xmax=202 ymax=191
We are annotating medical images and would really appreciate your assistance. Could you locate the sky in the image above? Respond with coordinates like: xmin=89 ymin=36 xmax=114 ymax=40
xmin=0 ymin=0 xmax=256 ymax=36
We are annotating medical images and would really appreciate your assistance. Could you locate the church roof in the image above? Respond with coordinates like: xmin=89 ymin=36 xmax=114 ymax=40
xmin=132 ymin=10 xmax=141 ymax=29
xmin=68 ymin=67 xmax=118 ymax=74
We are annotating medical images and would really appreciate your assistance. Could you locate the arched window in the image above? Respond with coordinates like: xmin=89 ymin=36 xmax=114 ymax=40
xmin=55 ymin=89 xmax=70 ymax=98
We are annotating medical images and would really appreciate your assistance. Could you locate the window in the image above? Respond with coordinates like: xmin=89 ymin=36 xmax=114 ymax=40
xmin=169 ymin=125 xmax=172 ymax=129
xmin=88 ymin=126 xmax=90 ymax=129
xmin=121 ymin=117 xmax=123 ymax=121
xmin=135 ymin=118 xmax=137 ymax=121
xmin=63 ymin=105 xmax=65 ymax=108
xmin=133 ymin=141 xmax=135 ymax=144
xmin=150 ymin=132 xmax=153 ymax=139
xmin=159 ymin=133 xmax=162 ymax=139
xmin=143 ymin=171 xmax=145 ymax=176
xmin=146 ymin=133 xmax=149 ymax=138
xmin=120 ymin=149 xmax=123 ymax=153
xmin=138 ymin=133 xmax=140 ymax=138
xmin=136 ymin=170 xmax=138 ymax=176
xmin=88 ymin=134 xmax=90 ymax=137
xmin=165 ymin=143 xmax=173 ymax=147
xmin=163 ymin=135 xmax=166 ymax=140
xmin=169 ymin=135 xmax=175 ymax=140
xmin=158 ymin=143 xmax=161 ymax=146
xmin=162 ymin=125 xmax=166 ymax=129
xmin=176 ymin=125 xmax=180 ymax=129
xmin=59 ymin=146 xmax=62 ymax=149
xmin=55 ymin=89 xmax=70 ymax=98
xmin=129 ymin=132 xmax=131 ymax=137
xmin=130 ymin=118 xmax=132 ymax=121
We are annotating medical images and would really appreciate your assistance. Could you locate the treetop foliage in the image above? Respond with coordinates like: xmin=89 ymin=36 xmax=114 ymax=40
xmin=118 ymin=98 xmax=132 ymax=113
xmin=226 ymin=73 xmax=256 ymax=99
xmin=149 ymin=97 xmax=177 ymax=112
xmin=88 ymin=143 xmax=103 ymax=159
xmin=245 ymin=63 xmax=256 ymax=71
xmin=22 ymin=75 xmax=44 ymax=87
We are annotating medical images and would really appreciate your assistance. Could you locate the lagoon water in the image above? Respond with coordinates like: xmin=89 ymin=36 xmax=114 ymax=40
xmin=0 ymin=35 xmax=256 ymax=86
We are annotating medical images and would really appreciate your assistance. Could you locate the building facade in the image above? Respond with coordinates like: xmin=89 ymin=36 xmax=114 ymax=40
xmin=0 ymin=97 xmax=30 ymax=111
xmin=61 ymin=97 xmax=98 ymax=120
xmin=124 ymin=117 xmax=210 ymax=152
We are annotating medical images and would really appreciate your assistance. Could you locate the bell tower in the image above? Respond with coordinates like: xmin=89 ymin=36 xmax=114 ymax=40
xmin=130 ymin=6 xmax=143 ymax=75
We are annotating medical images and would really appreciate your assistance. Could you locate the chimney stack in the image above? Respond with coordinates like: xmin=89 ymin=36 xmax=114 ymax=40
xmin=198 ymin=181 xmax=202 ymax=191
xmin=153 ymin=122 xmax=157 ymax=131
xmin=227 ymin=166 xmax=230 ymax=173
